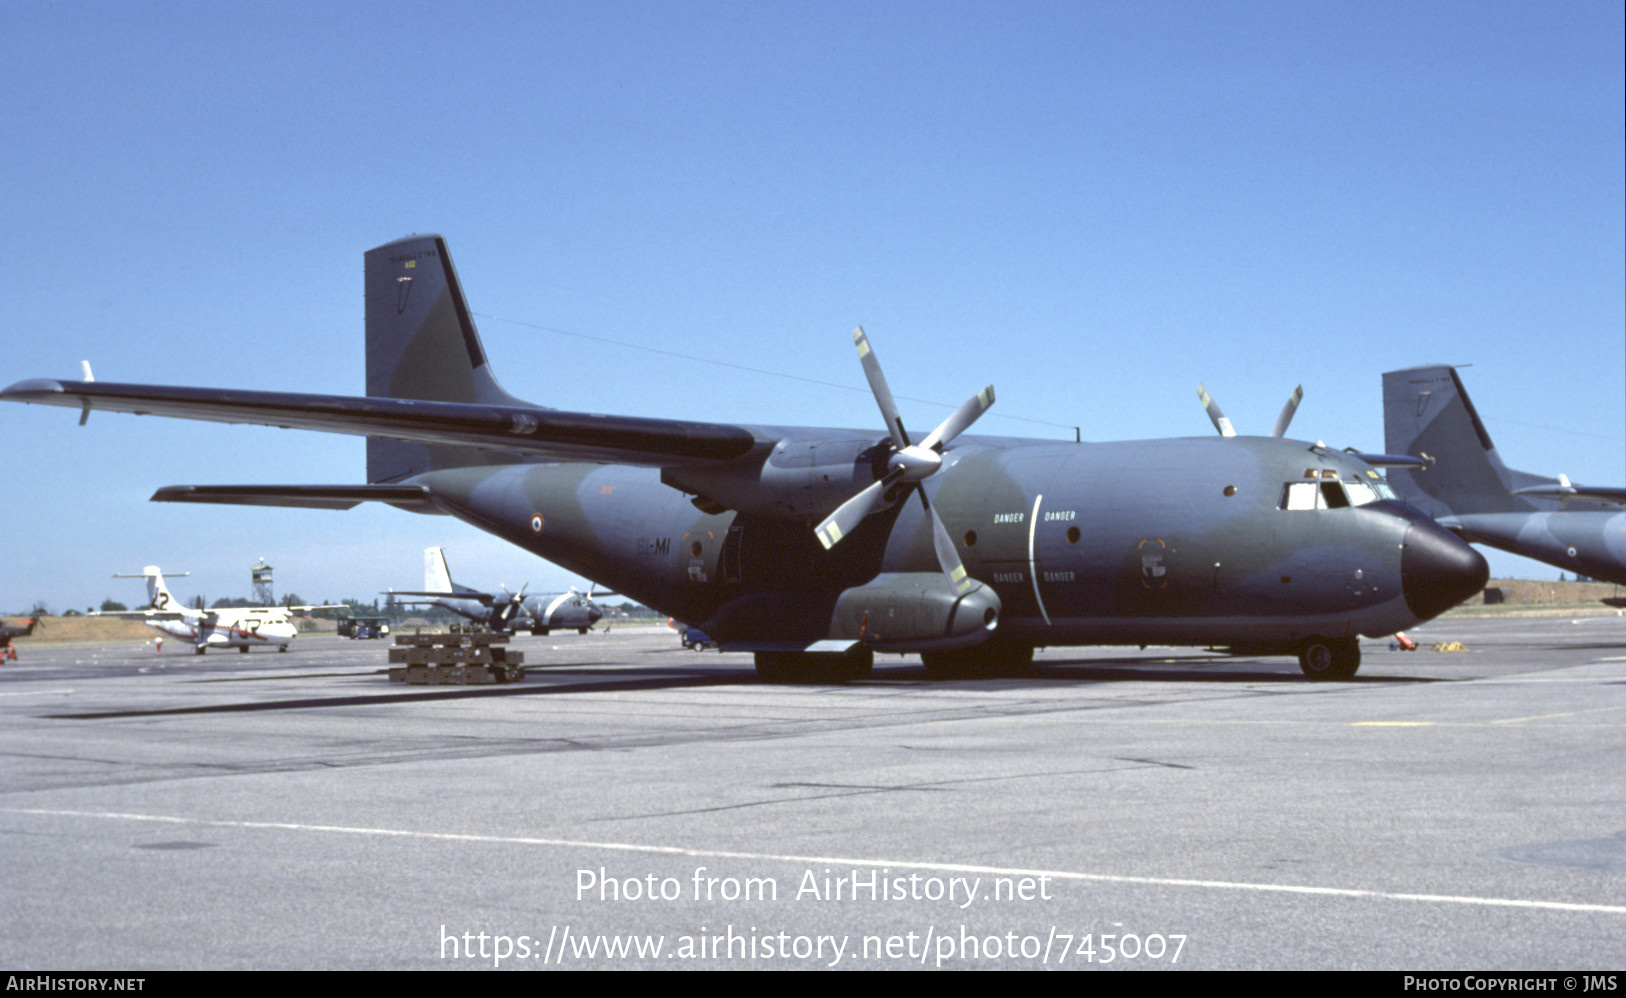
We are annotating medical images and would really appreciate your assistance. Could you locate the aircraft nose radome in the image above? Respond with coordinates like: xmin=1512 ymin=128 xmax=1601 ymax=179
xmin=1401 ymin=521 xmax=1489 ymax=621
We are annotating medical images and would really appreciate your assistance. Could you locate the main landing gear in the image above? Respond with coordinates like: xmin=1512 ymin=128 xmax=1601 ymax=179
xmin=1297 ymin=636 xmax=1360 ymax=680
xmin=754 ymin=647 xmax=874 ymax=683
xmin=919 ymin=641 xmax=1034 ymax=679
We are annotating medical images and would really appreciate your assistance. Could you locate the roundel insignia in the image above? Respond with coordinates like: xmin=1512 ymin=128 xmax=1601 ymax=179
xmin=530 ymin=514 xmax=544 ymax=535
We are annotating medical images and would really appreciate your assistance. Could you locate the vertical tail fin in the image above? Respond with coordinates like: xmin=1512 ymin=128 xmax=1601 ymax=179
xmin=423 ymin=546 xmax=483 ymax=598
xmin=424 ymin=547 xmax=455 ymax=594
xmin=1382 ymin=366 xmax=1550 ymax=516
xmin=364 ymin=235 xmax=538 ymax=482
xmin=144 ymin=567 xmax=174 ymax=611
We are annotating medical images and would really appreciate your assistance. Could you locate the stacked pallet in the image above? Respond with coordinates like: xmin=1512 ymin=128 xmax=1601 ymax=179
xmin=387 ymin=628 xmax=526 ymax=684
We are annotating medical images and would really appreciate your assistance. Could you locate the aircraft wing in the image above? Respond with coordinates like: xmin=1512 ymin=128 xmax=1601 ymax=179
xmin=0 ymin=379 xmax=761 ymax=467
xmin=385 ymin=590 xmax=498 ymax=605
xmin=91 ymin=609 xmax=186 ymax=620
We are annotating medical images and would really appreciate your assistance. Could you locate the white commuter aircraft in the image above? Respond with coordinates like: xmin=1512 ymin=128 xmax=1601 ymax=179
xmin=102 ymin=567 xmax=336 ymax=654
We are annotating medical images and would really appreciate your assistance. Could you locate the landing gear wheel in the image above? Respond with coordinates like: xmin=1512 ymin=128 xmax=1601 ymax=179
xmin=919 ymin=646 xmax=979 ymax=678
xmin=920 ymin=642 xmax=1033 ymax=679
xmin=982 ymin=642 xmax=1034 ymax=677
xmin=754 ymin=651 xmax=797 ymax=682
xmin=754 ymin=647 xmax=874 ymax=683
xmin=1298 ymin=637 xmax=1360 ymax=680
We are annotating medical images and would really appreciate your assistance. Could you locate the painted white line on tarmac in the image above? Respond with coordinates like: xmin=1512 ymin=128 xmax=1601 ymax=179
xmin=8 ymin=806 xmax=1626 ymax=916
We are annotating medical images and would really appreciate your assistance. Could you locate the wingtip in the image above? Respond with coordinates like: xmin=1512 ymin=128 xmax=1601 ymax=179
xmin=1 ymin=377 xmax=67 ymax=400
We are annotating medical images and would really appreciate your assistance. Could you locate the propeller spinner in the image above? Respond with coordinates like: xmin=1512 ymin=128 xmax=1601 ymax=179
xmin=813 ymin=328 xmax=993 ymax=596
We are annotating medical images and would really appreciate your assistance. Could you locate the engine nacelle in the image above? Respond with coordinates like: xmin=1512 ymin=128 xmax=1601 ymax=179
xmin=830 ymin=572 xmax=1001 ymax=652
xmin=662 ymin=436 xmax=889 ymax=519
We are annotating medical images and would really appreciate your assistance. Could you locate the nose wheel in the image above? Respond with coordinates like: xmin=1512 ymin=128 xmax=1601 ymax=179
xmin=1298 ymin=637 xmax=1360 ymax=680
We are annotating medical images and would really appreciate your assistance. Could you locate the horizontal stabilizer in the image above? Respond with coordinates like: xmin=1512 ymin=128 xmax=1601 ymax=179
xmin=152 ymin=484 xmax=435 ymax=510
xmin=1346 ymin=452 xmax=1429 ymax=469
xmin=1512 ymin=483 xmax=1626 ymax=505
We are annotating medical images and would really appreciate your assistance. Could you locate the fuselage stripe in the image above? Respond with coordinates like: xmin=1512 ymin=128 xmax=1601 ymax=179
xmin=1029 ymin=493 xmax=1051 ymax=626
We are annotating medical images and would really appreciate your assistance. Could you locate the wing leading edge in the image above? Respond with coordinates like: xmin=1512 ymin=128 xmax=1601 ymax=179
xmin=1 ymin=379 xmax=762 ymax=467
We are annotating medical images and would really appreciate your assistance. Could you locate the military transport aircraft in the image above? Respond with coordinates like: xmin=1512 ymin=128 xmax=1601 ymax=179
xmin=2 ymin=235 xmax=1489 ymax=681
xmin=100 ymin=567 xmax=334 ymax=654
xmin=388 ymin=546 xmax=606 ymax=635
xmin=1 ymin=616 xmax=42 ymax=661
xmin=1383 ymin=365 xmax=1626 ymax=586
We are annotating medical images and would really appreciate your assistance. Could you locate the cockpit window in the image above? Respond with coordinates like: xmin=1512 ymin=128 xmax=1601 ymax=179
xmin=1344 ymin=481 xmax=1378 ymax=506
xmin=1281 ymin=476 xmax=1399 ymax=510
xmin=1281 ymin=481 xmax=1321 ymax=510
xmin=1280 ymin=478 xmax=1399 ymax=510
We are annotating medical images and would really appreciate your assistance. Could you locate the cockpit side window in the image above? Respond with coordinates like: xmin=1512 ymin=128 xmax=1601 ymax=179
xmin=1344 ymin=481 xmax=1379 ymax=506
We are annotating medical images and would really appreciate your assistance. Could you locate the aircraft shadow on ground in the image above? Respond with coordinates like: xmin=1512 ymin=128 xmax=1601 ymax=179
xmin=44 ymin=657 xmax=1442 ymax=719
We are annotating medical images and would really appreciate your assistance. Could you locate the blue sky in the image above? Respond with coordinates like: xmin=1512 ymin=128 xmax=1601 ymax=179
xmin=2 ymin=0 xmax=1622 ymax=613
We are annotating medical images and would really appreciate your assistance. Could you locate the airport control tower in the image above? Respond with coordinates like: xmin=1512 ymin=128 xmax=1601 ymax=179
xmin=252 ymin=559 xmax=274 ymax=606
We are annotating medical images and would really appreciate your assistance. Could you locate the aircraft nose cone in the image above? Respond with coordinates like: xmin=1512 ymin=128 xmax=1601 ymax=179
xmin=1401 ymin=521 xmax=1489 ymax=620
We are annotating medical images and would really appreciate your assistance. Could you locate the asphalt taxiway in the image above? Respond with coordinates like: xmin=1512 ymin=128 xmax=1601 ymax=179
xmin=3 ymin=616 xmax=1623 ymax=970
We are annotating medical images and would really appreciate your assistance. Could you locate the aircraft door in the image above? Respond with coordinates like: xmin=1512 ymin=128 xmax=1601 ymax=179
xmin=721 ymin=524 xmax=743 ymax=585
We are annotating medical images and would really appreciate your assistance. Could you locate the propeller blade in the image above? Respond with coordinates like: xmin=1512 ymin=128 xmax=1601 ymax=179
xmin=919 ymin=385 xmax=995 ymax=452
xmin=1270 ymin=385 xmax=1304 ymax=438
xmin=927 ymin=503 xmax=975 ymax=596
xmin=853 ymin=327 xmax=909 ymax=450
xmin=1197 ymin=382 xmax=1235 ymax=437
xmin=815 ymin=477 xmax=891 ymax=549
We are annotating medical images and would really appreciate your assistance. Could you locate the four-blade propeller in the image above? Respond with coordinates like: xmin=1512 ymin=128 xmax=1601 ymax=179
xmin=495 ymin=583 xmax=529 ymax=624
xmin=813 ymin=327 xmax=993 ymax=596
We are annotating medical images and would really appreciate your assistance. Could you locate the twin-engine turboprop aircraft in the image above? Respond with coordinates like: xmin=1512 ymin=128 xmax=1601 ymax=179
xmin=388 ymin=546 xmax=606 ymax=635
xmin=1 ymin=235 xmax=1489 ymax=680
xmin=99 ymin=567 xmax=333 ymax=654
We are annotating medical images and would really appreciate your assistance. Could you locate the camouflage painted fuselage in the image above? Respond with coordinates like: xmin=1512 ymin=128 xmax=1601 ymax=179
xmin=409 ymin=433 xmax=1474 ymax=651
